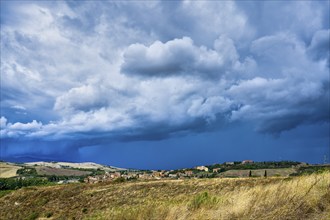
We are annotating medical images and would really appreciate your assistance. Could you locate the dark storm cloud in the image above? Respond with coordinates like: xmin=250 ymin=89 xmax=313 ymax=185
xmin=0 ymin=0 xmax=329 ymax=162
xmin=307 ymin=29 xmax=330 ymax=64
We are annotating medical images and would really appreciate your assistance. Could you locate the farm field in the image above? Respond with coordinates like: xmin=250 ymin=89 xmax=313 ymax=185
xmin=219 ymin=168 xmax=296 ymax=177
xmin=0 ymin=171 xmax=329 ymax=220
xmin=0 ymin=163 xmax=21 ymax=178
xmin=35 ymin=166 xmax=92 ymax=176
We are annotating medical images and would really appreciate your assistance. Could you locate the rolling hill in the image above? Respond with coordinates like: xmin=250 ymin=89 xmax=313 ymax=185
xmin=0 ymin=163 xmax=22 ymax=178
xmin=25 ymin=161 xmax=126 ymax=172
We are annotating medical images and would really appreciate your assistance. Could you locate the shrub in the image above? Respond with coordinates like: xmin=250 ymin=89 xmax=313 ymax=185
xmin=188 ymin=191 xmax=219 ymax=210
xmin=26 ymin=212 xmax=39 ymax=220
xmin=0 ymin=177 xmax=49 ymax=190
xmin=113 ymin=177 xmax=126 ymax=183
xmin=45 ymin=212 xmax=53 ymax=218
xmin=17 ymin=167 xmax=38 ymax=176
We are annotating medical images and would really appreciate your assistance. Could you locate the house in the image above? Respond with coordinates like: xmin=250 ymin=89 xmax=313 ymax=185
xmin=126 ymin=172 xmax=138 ymax=178
xmin=212 ymin=168 xmax=221 ymax=173
xmin=195 ymin=166 xmax=209 ymax=172
xmin=169 ymin=174 xmax=177 ymax=178
xmin=185 ymin=170 xmax=193 ymax=176
xmin=84 ymin=176 xmax=100 ymax=184
xmin=67 ymin=179 xmax=79 ymax=183
xmin=242 ymin=160 xmax=254 ymax=164
xmin=152 ymin=171 xmax=165 ymax=177
xmin=163 ymin=171 xmax=170 ymax=177
xmin=138 ymin=173 xmax=153 ymax=179
xmin=225 ymin=162 xmax=234 ymax=165
xmin=176 ymin=172 xmax=186 ymax=178
xmin=110 ymin=172 xmax=121 ymax=178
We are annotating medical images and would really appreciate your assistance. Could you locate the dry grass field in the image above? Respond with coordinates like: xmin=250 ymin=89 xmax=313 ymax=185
xmin=0 ymin=171 xmax=329 ymax=220
xmin=219 ymin=168 xmax=296 ymax=177
xmin=0 ymin=163 xmax=21 ymax=178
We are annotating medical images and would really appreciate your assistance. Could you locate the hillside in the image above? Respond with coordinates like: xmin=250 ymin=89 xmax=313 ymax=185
xmin=0 ymin=163 xmax=22 ymax=178
xmin=0 ymin=161 xmax=128 ymax=183
xmin=0 ymin=171 xmax=329 ymax=220
xmin=25 ymin=161 xmax=126 ymax=172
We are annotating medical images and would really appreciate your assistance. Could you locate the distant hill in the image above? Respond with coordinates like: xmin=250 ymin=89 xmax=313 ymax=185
xmin=24 ymin=161 xmax=126 ymax=172
xmin=0 ymin=156 xmax=58 ymax=163
xmin=0 ymin=157 xmax=127 ymax=172
xmin=0 ymin=160 xmax=127 ymax=180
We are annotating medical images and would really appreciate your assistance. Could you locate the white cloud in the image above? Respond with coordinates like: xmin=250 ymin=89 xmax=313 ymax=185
xmin=9 ymin=120 xmax=42 ymax=131
xmin=122 ymin=37 xmax=217 ymax=77
xmin=239 ymin=1 xmax=324 ymax=41
xmin=121 ymin=36 xmax=243 ymax=79
xmin=181 ymin=0 xmax=254 ymax=45
xmin=0 ymin=117 xmax=7 ymax=128
xmin=54 ymin=85 xmax=107 ymax=112
xmin=1 ymin=118 xmax=43 ymax=138
xmin=11 ymin=105 xmax=27 ymax=111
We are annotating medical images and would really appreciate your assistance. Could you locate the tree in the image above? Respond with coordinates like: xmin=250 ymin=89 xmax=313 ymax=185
xmin=249 ymin=170 xmax=252 ymax=177
xmin=264 ymin=170 xmax=267 ymax=178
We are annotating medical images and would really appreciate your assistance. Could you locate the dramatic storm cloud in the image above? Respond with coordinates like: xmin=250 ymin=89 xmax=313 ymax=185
xmin=0 ymin=1 xmax=329 ymax=168
xmin=121 ymin=36 xmax=240 ymax=78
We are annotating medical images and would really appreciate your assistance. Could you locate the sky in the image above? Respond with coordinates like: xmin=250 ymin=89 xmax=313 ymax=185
xmin=0 ymin=0 xmax=329 ymax=170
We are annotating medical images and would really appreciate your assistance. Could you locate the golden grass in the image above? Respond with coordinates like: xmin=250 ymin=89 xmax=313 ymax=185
xmin=0 ymin=172 xmax=329 ymax=220
xmin=220 ymin=168 xmax=295 ymax=177
xmin=0 ymin=163 xmax=21 ymax=178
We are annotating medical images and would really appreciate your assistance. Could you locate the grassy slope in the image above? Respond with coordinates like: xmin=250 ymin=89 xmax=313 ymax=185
xmin=220 ymin=168 xmax=296 ymax=177
xmin=0 ymin=172 xmax=329 ymax=220
xmin=0 ymin=163 xmax=21 ymax=178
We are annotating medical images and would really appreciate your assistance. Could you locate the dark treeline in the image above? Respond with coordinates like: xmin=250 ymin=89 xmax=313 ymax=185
xmin=291 ymin=165 xmax=330 ymax=176
xmin=0 ymin=178 xmax=50 ymax=190
xmin=207 ymin=161 xmax=302 ymax=171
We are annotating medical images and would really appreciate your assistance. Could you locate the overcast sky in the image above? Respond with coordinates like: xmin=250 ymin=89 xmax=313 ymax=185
xmin=0 ymin=0 xmax=329 ymax=169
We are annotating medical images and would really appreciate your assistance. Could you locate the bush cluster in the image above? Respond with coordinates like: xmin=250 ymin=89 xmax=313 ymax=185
xmin=0 ymin=178 xmax=50 ymax=190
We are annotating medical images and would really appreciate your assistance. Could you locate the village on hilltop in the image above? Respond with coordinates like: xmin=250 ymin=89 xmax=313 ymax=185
xmin=83 ymin=160 xmax=309 ymax=184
